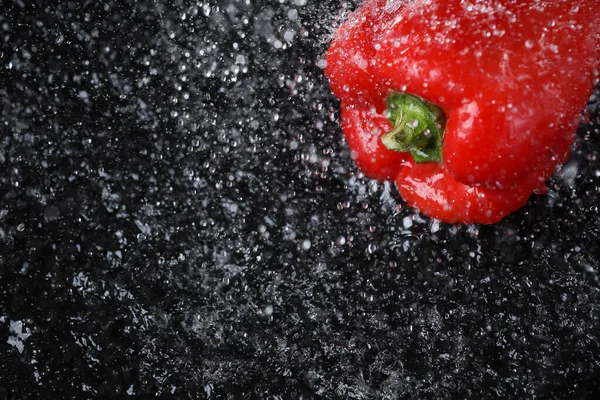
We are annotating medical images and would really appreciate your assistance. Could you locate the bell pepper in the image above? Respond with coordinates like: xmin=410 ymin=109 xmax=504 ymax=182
xmin=325 ymin=0 xmax=600 ymax=224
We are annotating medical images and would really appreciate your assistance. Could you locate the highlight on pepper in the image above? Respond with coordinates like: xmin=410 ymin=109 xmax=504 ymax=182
xmin=325 ymin=0 xmax=600 ymax=224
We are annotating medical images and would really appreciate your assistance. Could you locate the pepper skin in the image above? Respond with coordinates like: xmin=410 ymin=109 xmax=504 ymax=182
xmin=326 ymin=0 xmax=600 ymax=224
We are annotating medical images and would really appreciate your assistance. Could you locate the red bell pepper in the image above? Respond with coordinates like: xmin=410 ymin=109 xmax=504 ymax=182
xmin=326 ymin=0 xmax=600 ymax=224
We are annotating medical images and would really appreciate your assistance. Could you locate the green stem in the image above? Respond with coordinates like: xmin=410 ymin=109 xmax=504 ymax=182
xmin=381 ymin=93 xmax=446 ymax=163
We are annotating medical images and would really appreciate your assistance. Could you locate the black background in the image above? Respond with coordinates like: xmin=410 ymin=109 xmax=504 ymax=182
xmin=1 ymin=0 xmax=600 ymax=398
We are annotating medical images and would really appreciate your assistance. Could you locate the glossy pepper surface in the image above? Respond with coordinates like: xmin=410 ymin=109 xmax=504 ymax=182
xmin=325 ymin=0 xmax=600 ymax=224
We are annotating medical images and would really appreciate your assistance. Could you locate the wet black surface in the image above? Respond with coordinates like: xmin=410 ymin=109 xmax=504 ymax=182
xmin=1 ymin=0 xmax=600 ymax=398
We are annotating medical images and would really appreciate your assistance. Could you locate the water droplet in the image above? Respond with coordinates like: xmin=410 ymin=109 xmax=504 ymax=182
xmin=301 ymin=239 xmax=311 ymax=250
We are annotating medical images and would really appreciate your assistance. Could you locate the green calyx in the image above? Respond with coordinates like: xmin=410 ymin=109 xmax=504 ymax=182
xmin=381 ymin=93 xmax=446 ymax=164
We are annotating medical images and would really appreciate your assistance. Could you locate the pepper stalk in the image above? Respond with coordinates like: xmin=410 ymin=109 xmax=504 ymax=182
xmin=381 ymin=93 xmax=446 ymax=163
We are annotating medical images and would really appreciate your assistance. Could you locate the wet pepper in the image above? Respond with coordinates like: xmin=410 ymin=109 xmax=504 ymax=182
xmin=326 ymin=0 xmax=600 ymax=224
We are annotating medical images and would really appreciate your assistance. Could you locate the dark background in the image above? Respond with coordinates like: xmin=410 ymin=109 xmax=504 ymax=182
xmin=1 ymin=0 xmax=600 ymax=398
